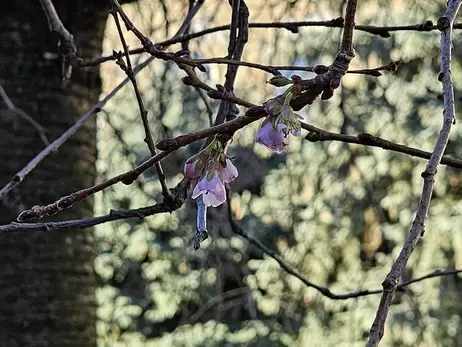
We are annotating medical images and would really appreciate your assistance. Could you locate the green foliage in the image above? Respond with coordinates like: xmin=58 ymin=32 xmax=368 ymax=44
xmin=95 ymin=0 xmax=462 ymax=346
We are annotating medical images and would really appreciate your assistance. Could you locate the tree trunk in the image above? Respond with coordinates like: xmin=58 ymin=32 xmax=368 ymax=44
xmin=0 ymin=1 xmax=109 ymax=346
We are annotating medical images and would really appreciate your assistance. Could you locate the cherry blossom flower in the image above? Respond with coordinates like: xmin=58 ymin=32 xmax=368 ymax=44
xmin=183 ymin=150 xmax=209 ymax=179
xmin=256 ymin=120 xmax=289 ymax=153
xmin=257 ymin=92 xmax=302 ymax=153
xmin=218 ymin=158 xmax=238 ymax=183
xmin=191 ymin=172 xmax=226 ymax=207
xmin=184 ymin=160 xmax=200 ymax=178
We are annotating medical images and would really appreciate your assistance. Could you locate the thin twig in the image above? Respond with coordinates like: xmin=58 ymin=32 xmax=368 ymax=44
xmin=0 ymin=0 xmax=206 ymax=204
xmin=302 ymin=123 xmax=462 ymax=169
xmin=174 ymin=0 xmax=205 ymax=42
xmin=366 ymin=1 xmax=462 ymax=346
xmin=224 ymin=188 xmax=462 ymax=300
xmin=109 ymin=0 xmax=206 ymax=70
xmin=191 ymin=58 xmax=399 ymax=77
xmin=39 ymin=0 xmax=77 ymax=80
xmin=0 ymin=56 xmax=155 ymax=201
xmin=110 ymin=7 xmax=173 ymax=202
xmin=79 ymin=18 xmax=458 ymax=67
xmin=212 ymin=0 xmax=249 ymax=131
xmin=15 ymin=106 xmax=266 ymax=221
xmin=0 ymin=85 xmax=49 ymax=145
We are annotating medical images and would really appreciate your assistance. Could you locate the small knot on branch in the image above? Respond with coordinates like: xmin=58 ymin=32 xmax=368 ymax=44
xmin=421 ymin=20 xmax=434 ymax=31
xmin=121 ymin=171 xmax=140 ymax=185
xmin=437 ymin=16 xmax=451 ymax=31
xmin=156 ymin=138 xmax=176 ymax=151
xmin=283 ymin=23 xmax=299 ymax=33
xmin=313 ymin=65 xmax=329 ymax=74
xmin=331 ymin=17 xmax=345 ymax=27
xmin=17 ymin=206 xmax=42 ymax=222
xmin=421 ymin=169 xmax=436 ymax=178
xmin=381 ymin=277 xmax=398 ymax=291
xmin=332 ymin=51 xmax=355 ymax=75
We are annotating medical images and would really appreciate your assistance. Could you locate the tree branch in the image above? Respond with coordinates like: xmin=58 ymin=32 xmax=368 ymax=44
xmin=213 ymin=0 xmax=249 ymax=126
xmin=366 ymin=1 xmax=462 ymax=345
xmin=79 ymin=18 xmax=461 ymax=67
xmin=0 ymin=56 xmax=156 ymax=201
xmin=0 ymin=85 xmax=49 ymax=145
xmin=224 ymin=188 xmax=462 ymax=300
xmin=15 ymin=106 xmax=266 ymax=222
xmin=110 ymin=7 xmax=173 ymax=202
xmin=302 ymin=123 xmax=462 ymax=169
xmin=39 ymin=0 xmax=77 ymax=80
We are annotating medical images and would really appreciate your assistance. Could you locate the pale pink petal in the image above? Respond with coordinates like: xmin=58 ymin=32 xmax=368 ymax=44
xmin=219 ymin=159 xmax=239 ymax=183
xmin=191 ymin=182 xmax=204 ymax=199
xmin=191 ymin=173 xmax=226 ymax=207
xmin=184 ymin=161 xmax=200 ymax=178
xmin=256 ymin=120 xmax=289 ymax=153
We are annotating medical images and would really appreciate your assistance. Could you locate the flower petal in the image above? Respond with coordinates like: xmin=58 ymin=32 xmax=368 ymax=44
xmin=256 ymin=120 xmax=289 ymax=153
xmin=192 ymin=173 xmax=226 ymax=207
xmin=219 ymin=158 xmax=239 ymax=183
xmin=184 ymin=161 xmax=200 ymax=178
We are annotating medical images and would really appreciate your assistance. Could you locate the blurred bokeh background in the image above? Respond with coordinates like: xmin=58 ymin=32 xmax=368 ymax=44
xmin=94 ymin=1 xmax=462 ymax=346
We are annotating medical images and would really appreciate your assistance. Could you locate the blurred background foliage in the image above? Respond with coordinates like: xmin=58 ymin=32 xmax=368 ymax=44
xmin=94 ymin=0 xmax=462 ymax=346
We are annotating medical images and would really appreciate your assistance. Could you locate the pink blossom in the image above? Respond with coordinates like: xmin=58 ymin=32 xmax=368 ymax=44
xmin=184 ymin=161 xmax=200 ymax=178
xmin=255 ymin=120 xmax=289 ymax=153
xmin=183 ymin=152 xmax=208 ymax=179
xmin=192 ymin=172 xmax=226 ymax=207
xmin=218 ymin=158 xmax=239 ymax=183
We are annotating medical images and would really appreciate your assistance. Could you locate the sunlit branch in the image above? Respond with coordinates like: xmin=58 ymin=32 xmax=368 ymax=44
xmin=302 ymin=123 xmax=462 ymax=169
xmin=79 ymin=18 xmax=458 ymax=68
xmin=110 ymin=7 xmax=173 ymax=202
xmin=366 ymin=1 xmax=462 ymax=345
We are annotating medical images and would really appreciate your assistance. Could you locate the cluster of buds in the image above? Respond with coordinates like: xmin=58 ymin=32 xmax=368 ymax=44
xmin=184 ymin=139 xmax=238 ymax=207
xmin=256 ymin=90 xmax=302 ymax=153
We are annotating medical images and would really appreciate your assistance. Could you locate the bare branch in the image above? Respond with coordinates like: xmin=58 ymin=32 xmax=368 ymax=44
xmin=366 ymin=1 xmax=462 ymax=345
xmin=39 ymin=0 xmax=77 ymax=80
xmin=340 ymin=0 xmax=357 ymax=54
xmin=213 ymin=0 xmax=249 ymax=126
xmin=79 ymin=18 xmax=461 ymax=67
xmin=108 ymin=0 xmax=206 ymax=70
xmin=191 ymin=59 xmax=400 ymax=77
xmin=0 ymin=56 xmax=156 ymax=201
xmin=110 ymin=7 xmax=173 ymax=202
xmin=15 ymin=106 xmax=266 ymax=221
xmin=302 ymin=123 xmax=462 ymax=169
xmin=225 ymin=188 xmax=462 ymax=300
xmin=0 ymin=85 xmax=49 ymax=145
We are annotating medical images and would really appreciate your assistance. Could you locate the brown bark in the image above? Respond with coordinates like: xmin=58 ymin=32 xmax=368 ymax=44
xmin=0 ymin=1 xmax=109 ymax=346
